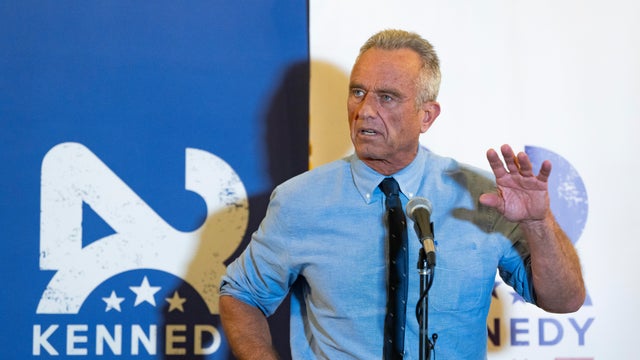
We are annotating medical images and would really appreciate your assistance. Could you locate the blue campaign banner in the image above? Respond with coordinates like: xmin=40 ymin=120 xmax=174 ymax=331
xmin=1 ymin=1 xmax=308 ymax=358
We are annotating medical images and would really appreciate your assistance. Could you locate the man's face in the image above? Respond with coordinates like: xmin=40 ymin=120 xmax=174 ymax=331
xmin=347 ymin=48 xmax=439 ymax=175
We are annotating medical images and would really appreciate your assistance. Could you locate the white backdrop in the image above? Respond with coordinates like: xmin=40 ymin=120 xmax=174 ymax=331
xmin=309 ymin=0 xmax=640 ymax=358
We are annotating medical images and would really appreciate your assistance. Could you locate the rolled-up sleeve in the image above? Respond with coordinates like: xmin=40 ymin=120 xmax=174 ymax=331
xmin=220 ymin=187 xmax=299 ymax=316
xmin=495 ymin=216 xmax=537 ymax=304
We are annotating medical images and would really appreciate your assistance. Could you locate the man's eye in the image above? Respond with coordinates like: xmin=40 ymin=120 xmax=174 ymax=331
xmin=380 ymin=94 xmax=393 ymax=102
xmin=352 ymin=89 xmax=365 ymax=97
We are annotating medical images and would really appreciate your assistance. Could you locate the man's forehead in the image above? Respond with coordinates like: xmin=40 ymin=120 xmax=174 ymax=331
xmin=350 ymin=48 xmax=420 ymax=89
xmin=357 ymin=47 xmax=421 ymax=65
xmin=353 ymin=48 xmax=420 ymax=73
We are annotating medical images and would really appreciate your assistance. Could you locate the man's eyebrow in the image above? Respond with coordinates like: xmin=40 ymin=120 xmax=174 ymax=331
xmin=348 ymin=81 xmax=364 ymax=89
xmin=348 ymin=83 xmax=404 ymax=98
xmin=374 ymin=87 xmax=404 ymax=99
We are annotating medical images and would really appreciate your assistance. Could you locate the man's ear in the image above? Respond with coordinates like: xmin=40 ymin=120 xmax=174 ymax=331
xmin=420 ymin=101 xmax=441 ymax=133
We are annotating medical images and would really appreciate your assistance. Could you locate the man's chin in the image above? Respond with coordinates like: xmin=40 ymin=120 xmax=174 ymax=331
xmin=354 ymin=149 xmax=385 ymax=162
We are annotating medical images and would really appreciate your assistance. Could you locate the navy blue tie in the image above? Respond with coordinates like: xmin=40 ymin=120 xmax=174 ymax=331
xmin=379 ymin=177 xmax=408 ymax=360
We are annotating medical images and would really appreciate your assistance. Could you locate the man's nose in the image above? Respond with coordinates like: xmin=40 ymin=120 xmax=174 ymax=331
xmin=356 ymin=94 xmax=377 ymax=119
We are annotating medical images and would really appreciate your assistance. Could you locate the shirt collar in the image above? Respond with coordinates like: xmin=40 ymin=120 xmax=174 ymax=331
xmin=350 ymin=146 xmax=429 ymax=204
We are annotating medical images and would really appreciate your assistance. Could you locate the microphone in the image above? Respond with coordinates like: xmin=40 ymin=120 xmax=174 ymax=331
xmin=406 ymin=197 xmax=436 ymax=268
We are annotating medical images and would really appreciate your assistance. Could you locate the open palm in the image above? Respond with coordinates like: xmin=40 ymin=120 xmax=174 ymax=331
xmin=479 ymin=144 xmax=552 ymax=223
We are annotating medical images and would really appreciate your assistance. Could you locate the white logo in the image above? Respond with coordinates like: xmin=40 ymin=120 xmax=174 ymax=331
xmin=37 ymin=142 xmax=248 ymax=315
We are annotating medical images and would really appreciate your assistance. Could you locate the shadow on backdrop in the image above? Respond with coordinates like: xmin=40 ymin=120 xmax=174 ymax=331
xmin=309 ymin=60 xmax=352 ymax=168
xmin=162 ymin=60 xmax=309 ymax=359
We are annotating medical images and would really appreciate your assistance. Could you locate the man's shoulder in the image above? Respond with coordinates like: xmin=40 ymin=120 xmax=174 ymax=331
xmin=276 ymin=156 xmax=352 ymax=193
xmin=420 ymin=147 xmax=496 ymax=193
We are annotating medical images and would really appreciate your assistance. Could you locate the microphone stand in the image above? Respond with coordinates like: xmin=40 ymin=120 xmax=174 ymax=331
xmin=417 ymin=243 xmax=437 ymax=359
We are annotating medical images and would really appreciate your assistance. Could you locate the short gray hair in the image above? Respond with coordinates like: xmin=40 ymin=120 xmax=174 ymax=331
xmin=357 ymin=29 xmax=441 ymax=104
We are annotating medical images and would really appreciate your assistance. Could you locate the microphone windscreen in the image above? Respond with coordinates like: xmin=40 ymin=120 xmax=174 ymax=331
xmin=406 ymin=197 xmax=433 ymax=221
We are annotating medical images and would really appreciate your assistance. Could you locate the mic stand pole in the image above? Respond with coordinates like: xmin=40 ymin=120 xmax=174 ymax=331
xmin=417 ymin=249 xmax=436 ymax=360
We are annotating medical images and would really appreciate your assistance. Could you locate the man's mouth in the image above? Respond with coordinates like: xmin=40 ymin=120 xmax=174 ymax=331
xmin=360 ymin=129 xmax=378 ymax=135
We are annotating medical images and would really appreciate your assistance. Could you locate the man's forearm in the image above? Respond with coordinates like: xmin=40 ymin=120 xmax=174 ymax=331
xmin=521 ymin=214 xmax=586 ymax=313
xmin=219 ymin=295 xmax=280 ymax=360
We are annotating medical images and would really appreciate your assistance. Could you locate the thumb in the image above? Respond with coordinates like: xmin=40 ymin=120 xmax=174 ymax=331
xmin=479 ymin=193 xmax=502 ymax=209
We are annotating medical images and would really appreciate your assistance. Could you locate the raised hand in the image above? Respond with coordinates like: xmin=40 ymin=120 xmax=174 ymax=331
xmin=479 ymin=144 xmax=552 ymax=223
xmin=479 ymin=144 xmax=586 ymax=312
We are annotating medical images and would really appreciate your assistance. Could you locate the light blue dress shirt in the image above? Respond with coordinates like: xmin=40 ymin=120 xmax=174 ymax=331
xmin=220 ymin=146 xmax=535 ymax=359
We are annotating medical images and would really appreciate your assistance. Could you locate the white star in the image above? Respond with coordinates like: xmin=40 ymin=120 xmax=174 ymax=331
xmin=102 ymin=290 xmax=125 ymax=312
xmin=129 ymin=276 xmax=161 ymax=307
xmin=165 ymin=291 xmax=187 ymax=312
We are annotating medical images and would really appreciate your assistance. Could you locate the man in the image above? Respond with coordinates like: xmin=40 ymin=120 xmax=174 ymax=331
xmin=219 ymin=29 xmax=585 ymax=359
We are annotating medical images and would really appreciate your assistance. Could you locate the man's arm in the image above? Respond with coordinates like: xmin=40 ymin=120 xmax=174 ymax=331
xmin=519 ymin=212 xmax=585 ymax=312
xmin=219 ymin=295 xmax=280 ymax=360
xmin=480 ymin=144 xmax=586 ymax=313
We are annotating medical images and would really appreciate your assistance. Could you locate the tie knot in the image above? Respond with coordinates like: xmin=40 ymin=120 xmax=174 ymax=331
xmin=379 ymin=177 xmax=400 ymax=197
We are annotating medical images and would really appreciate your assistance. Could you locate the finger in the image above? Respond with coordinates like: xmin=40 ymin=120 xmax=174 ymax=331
xmin=516 ymin=152 xmax=534 ymax=177
xmin=485 ymin=148 xmax=508 ymax=178
xmin=500 ymin=144 xmax=519 ymax=173
xmin=537 ymin=159 xmax=552 ymax=182
xmin=479 ymin=193 xmax=505 ymax=213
